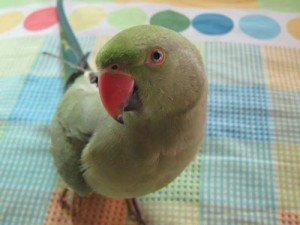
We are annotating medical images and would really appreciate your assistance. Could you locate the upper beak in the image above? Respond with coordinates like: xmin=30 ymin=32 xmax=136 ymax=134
xmin=99 ymin=65 xmax=141 ymax=124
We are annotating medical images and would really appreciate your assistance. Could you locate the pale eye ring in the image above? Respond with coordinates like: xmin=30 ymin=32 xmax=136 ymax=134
xmin=147 ymin=47 xmax=166 ymax=66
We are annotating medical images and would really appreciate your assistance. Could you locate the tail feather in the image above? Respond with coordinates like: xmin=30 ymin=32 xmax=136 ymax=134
xmin=56 ymin=0 xmax=90 ymax=89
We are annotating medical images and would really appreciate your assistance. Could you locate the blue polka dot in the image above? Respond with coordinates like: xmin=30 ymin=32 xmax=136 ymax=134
xmin=239 ymin=15 xmax=281 ymax=39
xmin=192 ymin=13 xmax=234 ymax=35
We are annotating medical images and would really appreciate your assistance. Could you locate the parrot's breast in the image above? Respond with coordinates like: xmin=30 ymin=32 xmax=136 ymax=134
xmin=81 ymin=101 xmax=206 ymax=198
xmin=82 ymin=142 xmax=199 ymax=198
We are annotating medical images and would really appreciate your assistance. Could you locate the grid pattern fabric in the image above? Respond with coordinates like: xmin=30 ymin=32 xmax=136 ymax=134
xmin=0 ymin=0 xmax=299 ymax=224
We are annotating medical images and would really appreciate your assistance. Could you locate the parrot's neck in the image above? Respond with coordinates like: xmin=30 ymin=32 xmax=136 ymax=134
xmin=123 ymin=99 xmax=206 ymax=157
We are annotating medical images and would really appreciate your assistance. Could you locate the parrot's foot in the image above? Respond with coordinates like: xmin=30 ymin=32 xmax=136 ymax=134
xmin=60 ymin=188 xmax=69 ymax=208
xmin=126 ymin=198 xmax=146 ymax=225
xmin=59 ymin=188 xmax=82 ymax=216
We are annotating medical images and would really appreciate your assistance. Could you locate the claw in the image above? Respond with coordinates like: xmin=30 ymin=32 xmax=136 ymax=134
xmin=59 ymin=188 xmax=82 ymax=216
xmin=126 ymin=198 xmax=146 ymax=225
xmin=60 ymin=188 xmax=69 ymax=209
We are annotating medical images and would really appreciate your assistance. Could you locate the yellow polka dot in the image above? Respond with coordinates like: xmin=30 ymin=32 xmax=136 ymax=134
xmin=0 ymin=11 xmax=23 ymax=33
xmin=287 ymin=18 xmax=300 ymax=40
xmin=69 ymin=7 xmax=105 ymax=31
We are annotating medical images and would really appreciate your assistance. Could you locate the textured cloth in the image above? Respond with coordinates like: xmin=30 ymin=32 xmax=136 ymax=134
xmin=0 ymin=0 xmax=299 ymax=224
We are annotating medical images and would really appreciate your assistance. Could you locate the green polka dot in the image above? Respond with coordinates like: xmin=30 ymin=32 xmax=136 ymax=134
xmin=150 ymin=10 xmax=190 ymax=32
xmin=0 ymin=0 xmax=48 ymax=8
xmin=259 ymin=0 xmax=300 ymax=12
xmin=108 ymin=8 xmax=146 ymax=30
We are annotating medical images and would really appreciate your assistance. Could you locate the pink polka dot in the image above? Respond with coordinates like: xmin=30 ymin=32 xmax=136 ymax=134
xmin=24 ymin=7 xmax=58 ymax=31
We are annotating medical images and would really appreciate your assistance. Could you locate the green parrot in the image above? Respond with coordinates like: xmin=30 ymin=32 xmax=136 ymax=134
xmin=51 ymin=0 xmax=208 ymax=224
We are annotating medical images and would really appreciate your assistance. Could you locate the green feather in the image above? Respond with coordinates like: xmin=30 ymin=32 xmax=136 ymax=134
xmin=51 ymin=20 xmax=208 ymax=199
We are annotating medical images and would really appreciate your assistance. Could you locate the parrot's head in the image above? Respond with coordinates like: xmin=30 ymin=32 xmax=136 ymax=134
xmin=96 ymin=25 xmax=206 ymax=125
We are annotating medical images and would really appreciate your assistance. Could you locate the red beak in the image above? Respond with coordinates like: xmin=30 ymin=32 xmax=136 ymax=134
xmin=99 ymin=68 xmax=134 ymax=124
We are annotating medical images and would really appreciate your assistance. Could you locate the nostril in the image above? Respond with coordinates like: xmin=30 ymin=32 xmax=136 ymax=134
xmin=111 ymin=64 xmax=118 ymax=70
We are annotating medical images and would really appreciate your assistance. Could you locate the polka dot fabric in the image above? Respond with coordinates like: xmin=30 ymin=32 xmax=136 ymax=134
xmin=0 ymin=2 xmax=299 ymax=44
xmin=0 ymin=1 xmax=299 ymax=225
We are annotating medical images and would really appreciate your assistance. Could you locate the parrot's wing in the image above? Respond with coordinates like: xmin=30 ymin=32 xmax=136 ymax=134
xmin=51 ymin=0 xmax=101 ymax=195
xmin=51 ymin=115 xmax=92 ymax=196
xmin=51 ymin=76 xmax=106 ymax=196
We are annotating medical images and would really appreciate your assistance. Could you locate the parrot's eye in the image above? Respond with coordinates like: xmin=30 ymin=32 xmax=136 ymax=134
xmin=152 ymin=50 xmax=163 ymax=62
xmin=146 ymin=47 xmax=166 ymax=66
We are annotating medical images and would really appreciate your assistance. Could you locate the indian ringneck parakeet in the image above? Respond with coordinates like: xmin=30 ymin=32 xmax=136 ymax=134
xmin=51 ymin=0 xmax=208 ymax=224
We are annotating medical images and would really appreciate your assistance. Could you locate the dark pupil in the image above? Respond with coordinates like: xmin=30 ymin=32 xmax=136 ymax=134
xmin=152 ymin=51 xmax=162 ymax=61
